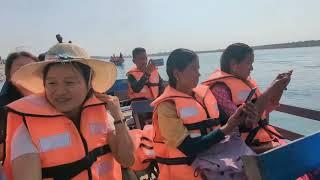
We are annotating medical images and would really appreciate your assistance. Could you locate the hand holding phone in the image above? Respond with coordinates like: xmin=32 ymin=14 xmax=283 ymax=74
xmin=245 ymin=88 xmax=257 ymax=103
xmin=278 ymin=70 xmax=293 ymax=79
xmin=145 ymin=61 xmax=156 ymax=75
xmin=238 ymin=88 xmax=256 ymax=118
xmin=243 ymin=89 xmax=259 ymax=124
xmin=277 ymin=70 xmax=293 ymax=90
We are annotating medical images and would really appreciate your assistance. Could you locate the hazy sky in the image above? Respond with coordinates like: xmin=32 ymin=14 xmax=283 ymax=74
xmin=1 ymin=0 xmax=319 ymax=57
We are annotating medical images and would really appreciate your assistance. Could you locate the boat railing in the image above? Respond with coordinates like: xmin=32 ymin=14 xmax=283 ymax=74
xmin=273 ymin=104 xmax=320 ymax=140
xmin=243 ymin=105 xmax=320 ymax=180
xmin=276 ymin=104 xmax=320 ymax=121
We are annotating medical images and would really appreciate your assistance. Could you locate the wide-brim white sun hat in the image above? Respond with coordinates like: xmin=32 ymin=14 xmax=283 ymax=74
xmin=12 ymin=43 xmax=117 ymax=93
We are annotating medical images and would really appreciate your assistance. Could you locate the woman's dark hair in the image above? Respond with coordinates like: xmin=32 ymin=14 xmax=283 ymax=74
xmin=220 ymin=43 xmax=253 ymax=73
xmin=166 ymin=48 xmax=198 ymax=87
xmin=43 ymin=62 xmax=92 ymax=86
xmin=5 ymin=51 xmax=37 ymax=80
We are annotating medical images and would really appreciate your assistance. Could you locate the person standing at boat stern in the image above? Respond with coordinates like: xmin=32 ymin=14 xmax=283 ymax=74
xmin=127 ymin=47 xmax=165 ymax=101
xmin=2 ymin=43 xmax=134 ymax=180
xmin=152 ymin=48 xmax=258 ymax=180
xmin=203 ymin=43 xmax=292 ymax=153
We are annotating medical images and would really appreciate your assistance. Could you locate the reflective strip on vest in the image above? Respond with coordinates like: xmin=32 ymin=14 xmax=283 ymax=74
xmin=237 ymin=89 xmax=252 ymax=102
xmin=213 ymin=103 xmax=219 ymax=112
xmin=143 ymin=148 xmax=155 ymax=156
xmin=89 ymin=122 xmax=107 ymax=135
xmin=189 ymin=131 xmax=201 ymax=138
xmin=151 ymin=75 xmax=159 ymax=83
xmin=95 ymin=160 xmax=112 ymax=176
xmin=179 ymin=107 xmax=199 ymax=119
xmin=141 ymin=87 xmax=148 ymax=93
xmin=40 ymin=132 xmax=71 ymax=152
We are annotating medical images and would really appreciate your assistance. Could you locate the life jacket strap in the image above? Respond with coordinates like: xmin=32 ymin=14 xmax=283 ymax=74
xmin=147 ymin=82 xmax=160 ymax=87
xmin=42 ymin=144 xmax=111 ymax=179
xmin=245 ymin=119 xmax=284 ymax=146
xmin=184 ymin=118 xmax=220 ymax=135
xmin=156 ymin=156 xmax=194 ymax=166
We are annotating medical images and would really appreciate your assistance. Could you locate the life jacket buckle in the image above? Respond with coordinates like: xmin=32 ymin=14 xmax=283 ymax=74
xmin=85 ymin=152 xmax=97 ymax=165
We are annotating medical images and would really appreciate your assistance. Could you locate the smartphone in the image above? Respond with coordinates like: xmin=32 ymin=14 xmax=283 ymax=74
xmin=245 ymin=88 xmax=257 ymax=103
xmin=150 ymin=59 xmax=164 ymax=66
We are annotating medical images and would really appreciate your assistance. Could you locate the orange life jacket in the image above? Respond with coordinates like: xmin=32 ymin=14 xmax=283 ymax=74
xmin=151 ymin=85 xmax=220 ymax=180
xmin=129 ymin=125 xmax=157 ymax=172
xmin=202 ymin=69 xmax=283 ymax=146
xmin=127 ymin=67 xmax=160 ymax=99
xmin=3 ymin=94 xmax=121 ymax=180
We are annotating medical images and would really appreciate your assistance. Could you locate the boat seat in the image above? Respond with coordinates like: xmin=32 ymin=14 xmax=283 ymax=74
xmin=131 ymin=100 xmax=154 ymax=130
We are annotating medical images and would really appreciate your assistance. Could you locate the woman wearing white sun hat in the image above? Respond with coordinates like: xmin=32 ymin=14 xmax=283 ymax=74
xmin=2 ymin=43 xmax=134 ymax=180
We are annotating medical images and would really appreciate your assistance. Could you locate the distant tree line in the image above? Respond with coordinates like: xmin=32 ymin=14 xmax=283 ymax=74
xmin=152 ymin=40 xmax=320 ymax=56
